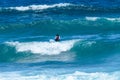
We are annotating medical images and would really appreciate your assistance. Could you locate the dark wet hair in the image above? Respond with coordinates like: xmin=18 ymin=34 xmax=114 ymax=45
xmin=56 ymin=34 xmax=59 ymax=36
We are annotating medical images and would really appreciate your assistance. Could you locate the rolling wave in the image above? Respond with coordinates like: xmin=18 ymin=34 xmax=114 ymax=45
xmin=0 ymin=39 xmax=120 ymax=63
xmin=0 ymin=39 xmax=79 ymax=62
xmin=0 ymin=17 xmax=120 ymax=36
xmin=0 ymin=71 xmax=120 ymax=80
xmin=8 ymin=3 xmax=71 ymax=11
xmin=71 ymin=39 xmax=120 ymax=64
xmin=0 ymin=3 xmax=71 ymax=13
xmin=1 ymin=3 xmax=120 ymax=14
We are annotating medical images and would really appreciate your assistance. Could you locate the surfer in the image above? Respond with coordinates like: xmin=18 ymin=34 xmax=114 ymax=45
xmin=55 ymin=34 xmax=60 ymax=41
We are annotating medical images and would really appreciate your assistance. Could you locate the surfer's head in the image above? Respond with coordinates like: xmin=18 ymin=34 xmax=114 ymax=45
xmin=56 ymin=34 xmax=59 ymax=36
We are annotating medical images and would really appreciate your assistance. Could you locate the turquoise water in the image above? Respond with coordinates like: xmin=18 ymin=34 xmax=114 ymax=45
xmin=0 ymin=0 xmax=120 ymax=80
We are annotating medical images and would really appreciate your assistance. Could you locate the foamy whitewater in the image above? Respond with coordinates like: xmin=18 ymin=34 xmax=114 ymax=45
xmin=0 ymin=0 xmax=120 ymax=80
xmin=6 ymin=40 xmax=78 ymax=55
xmin=8 ymin=3 xmax=71 ymax=11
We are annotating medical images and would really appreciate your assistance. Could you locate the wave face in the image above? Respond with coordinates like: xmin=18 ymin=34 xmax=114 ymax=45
xmin=0 ymin=39 xmax=120 ymax=65
xmin=0 ymin=40 xmax=78 ymax=62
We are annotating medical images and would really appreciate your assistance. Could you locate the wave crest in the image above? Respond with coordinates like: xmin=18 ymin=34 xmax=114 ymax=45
xmin=6 ymin=3 xmax=71 ymax=11
xmin=1 ymin=3 xmax=120 ymax=13
xmin=5 ymin=40 xmax=79 ymax=55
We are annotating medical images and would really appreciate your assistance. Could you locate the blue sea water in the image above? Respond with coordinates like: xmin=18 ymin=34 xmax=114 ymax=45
xmin=0 ymin=0 xmax=120 ymax=80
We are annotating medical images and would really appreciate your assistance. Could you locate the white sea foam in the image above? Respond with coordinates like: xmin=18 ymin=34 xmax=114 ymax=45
xmin=85 ymin=17 xmax=120 ymax=22
xmin=106 ymin=18 xmax=116 ymax=21
xmin=0 ymin=71 xmax=119 ymax=80
xmin=5 ymin=40 xmax=78 ymax=55
xmin=85 ymin=17 xmax=99 ymax=21
xmin=8 ymin=3 xmax=71 ymax=11
xmin=106 ymin=18 xmax=120 ymax=21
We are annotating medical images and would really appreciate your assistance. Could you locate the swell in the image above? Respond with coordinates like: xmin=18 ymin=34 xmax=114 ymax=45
xmin=0 ymin=18 xmax=120 ymax=36
xmin=0 ymin=43 xmax=32 ymax=62
xmin=71 ymin=40 xmax=120 ymax=64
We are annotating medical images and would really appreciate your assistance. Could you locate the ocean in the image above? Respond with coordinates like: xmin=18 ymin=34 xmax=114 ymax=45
xmin=0 ymin=0 xmax=120 ymax=80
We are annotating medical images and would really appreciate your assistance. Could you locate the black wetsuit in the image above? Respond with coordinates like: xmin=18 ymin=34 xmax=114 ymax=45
xmin=55 ymin=36 xmax=60 ymax=41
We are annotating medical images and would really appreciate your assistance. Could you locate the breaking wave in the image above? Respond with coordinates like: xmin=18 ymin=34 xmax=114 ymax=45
xmin=0 ymin=71 xmax=120 ymax=80
xmin=0 ymin=39 xmax=120 ymax=63
xmin=8 ymin=3 xmax=71 ymax=11
xmin=1 ymin=3 xmax=120 ymax=14
xmin=5 ymin=40 xmax=78 ymax=55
